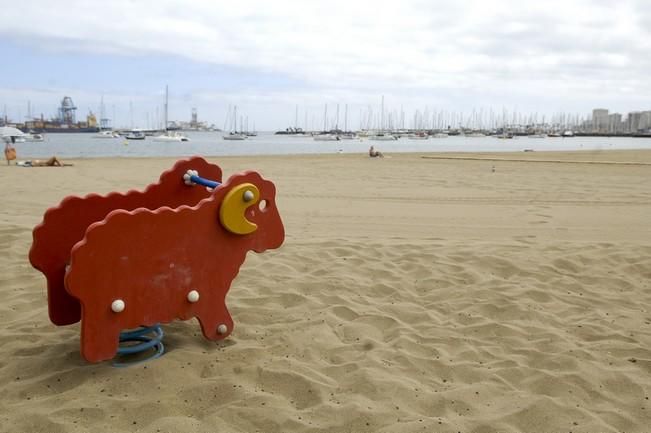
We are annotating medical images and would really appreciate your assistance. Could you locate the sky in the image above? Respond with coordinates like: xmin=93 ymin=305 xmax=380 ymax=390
xmin=1 ymin=0 xmax=650 ymax=130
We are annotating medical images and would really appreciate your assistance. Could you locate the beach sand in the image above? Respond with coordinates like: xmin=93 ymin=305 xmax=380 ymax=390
xmin=1 ymin=149 xmax=650 ymax=432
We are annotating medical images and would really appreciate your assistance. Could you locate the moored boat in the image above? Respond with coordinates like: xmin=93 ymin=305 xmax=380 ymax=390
xmin=313 ymin=134 xmax=340 ymax=141
xmin=368 ymin=132 xmax=397 ymax=141
xmin=24 ymin=133 xmax=45 ymax=142
xmin=223 ymin=132 xmax=247 ymax=140
xmin=153 ymin=85 xmax=189 ymax=142
xmin=153 ymin=131 xmax=189 ymax=142
xmin=407 ymin=132 xmax=429 ymax=140
xmin=126 ymin=130 xmax=146 ymax=140
xmin=93 ymin=130 xmax=120 ymax=139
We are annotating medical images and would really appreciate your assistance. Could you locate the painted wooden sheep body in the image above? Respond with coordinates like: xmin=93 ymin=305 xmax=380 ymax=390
xmin=30 ymin=158 xmax=284 ymax=362
xmin=30 ymin=157 xmax=223 ymax=326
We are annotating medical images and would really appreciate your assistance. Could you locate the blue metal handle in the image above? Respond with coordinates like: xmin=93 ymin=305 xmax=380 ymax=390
xmin=190 ymin=174 xmax=221 ymax=188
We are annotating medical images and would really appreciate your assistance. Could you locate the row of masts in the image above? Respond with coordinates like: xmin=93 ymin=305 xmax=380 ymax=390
xmin=2 ymin=96 xmax=612 ymax=133
xmin=286 ymin=102 xmax=588 ymax=134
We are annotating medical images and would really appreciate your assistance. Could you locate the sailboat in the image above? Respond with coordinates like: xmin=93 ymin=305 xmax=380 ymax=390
xmin=339 ymin=104 xmax=355 ymax=139
xmin=246 ymin=120 xmax=258 ymax=137
xmin=368 ymin=96 xmax=397 ymax=141
xmin=153 ymin=86 xmax=189 ymax=142
xmin=314 ymin=104 xmax=339 ymax=141
xmin=223 ymin=105 xmax=247 ymax=140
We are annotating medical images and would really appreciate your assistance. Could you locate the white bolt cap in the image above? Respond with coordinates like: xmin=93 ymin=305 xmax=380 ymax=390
xmin=111 ymin=299 xmax=125 ymax=313
xmin=217 ymin=324 xmax=228 ymax=335
xmin=243 ymin=190 xmax=255 ymax=202
xmin=183 ymin=170 xmax=199 ymax=185
xmin=187 ymin=290 xmax=200 ymax=303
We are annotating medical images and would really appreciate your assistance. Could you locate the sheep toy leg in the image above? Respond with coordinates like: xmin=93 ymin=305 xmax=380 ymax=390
xmin=196 ymin=303 xmax=234 ymax=341
xmin=79 ymin=311 xmax=122 ymax=363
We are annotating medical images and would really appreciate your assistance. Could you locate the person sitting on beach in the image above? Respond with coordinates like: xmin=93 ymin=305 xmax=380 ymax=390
xmin=369 ymin=145 xmax=383 ymax=158
xmin=18 ymin=156 xmax=66 ymax=167
xmin=4 ymin=139 xmax=17 ymax=165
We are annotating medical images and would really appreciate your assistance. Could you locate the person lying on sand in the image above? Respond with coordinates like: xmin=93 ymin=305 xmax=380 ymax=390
xmin=17 ymin=156 xmax=71 ymax=167
xmin=369 ymin=145 xmax=384 ymax=158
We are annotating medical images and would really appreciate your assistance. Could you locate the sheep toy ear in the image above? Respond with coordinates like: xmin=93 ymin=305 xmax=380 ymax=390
xmin=219 ymin=182 xmax=260 ymax=235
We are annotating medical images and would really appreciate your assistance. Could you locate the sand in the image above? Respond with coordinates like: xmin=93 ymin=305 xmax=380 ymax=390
xmin=1 ymin=149 xmax=650 ymax=432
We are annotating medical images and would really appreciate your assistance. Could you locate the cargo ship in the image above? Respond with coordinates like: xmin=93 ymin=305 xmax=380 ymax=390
xmin=20 ymin=96 xmax=100 ymax=133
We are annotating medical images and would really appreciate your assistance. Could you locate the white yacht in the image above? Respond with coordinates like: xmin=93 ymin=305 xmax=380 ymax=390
xmin=24 ymin=133 xmax=45 ymax=142
xmin=153 ymin=85 xmax=189 ymax=142
xmin=223 ymin=105 xmax=247 ymax=141
xmin=368 ymin=132 xmax=397 ymax=141
xmin=126 ymin=130 xmax=146 ymax=140
xmin=223 ymin=132 xmax=247 ymax=141
xmin=153 ymin=130 xmax=189 ymax=142
xmin=313 ymin=134 xmax=340 ymax=141
xmin=93 ymin=130 xmax=120 ymax=139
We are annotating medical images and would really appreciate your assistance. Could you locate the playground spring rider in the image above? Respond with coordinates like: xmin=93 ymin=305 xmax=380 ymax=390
xmin=29 ymin=157 xmax=285 ymax=365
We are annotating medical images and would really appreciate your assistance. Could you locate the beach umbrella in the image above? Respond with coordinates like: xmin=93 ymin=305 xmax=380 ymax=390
xmin=0 ymin=126 xmax=25 ymax=138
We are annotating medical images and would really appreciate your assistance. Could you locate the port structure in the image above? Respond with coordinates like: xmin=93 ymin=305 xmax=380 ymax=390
xmin=58 ymin=96 xmax=77 ymax=125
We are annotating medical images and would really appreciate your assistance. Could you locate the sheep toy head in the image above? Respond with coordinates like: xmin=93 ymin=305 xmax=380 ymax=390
xmin=217 ymin=170 xmax=285 ymax=253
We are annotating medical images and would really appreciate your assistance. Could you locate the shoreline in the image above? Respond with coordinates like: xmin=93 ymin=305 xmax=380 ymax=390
xmin=9 ymin=147 xmax=651 ymax=162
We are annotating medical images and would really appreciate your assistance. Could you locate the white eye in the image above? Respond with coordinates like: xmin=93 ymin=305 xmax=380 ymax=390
xmin=187 ymin=290 xmax=200 ymax=303
xmin=111 ymin=299 xmax=125 ymax=313
xmin=217 ymin=324 xmax=228 ymax=335
xmin=243 ymin=190 xmax=255 ymax=202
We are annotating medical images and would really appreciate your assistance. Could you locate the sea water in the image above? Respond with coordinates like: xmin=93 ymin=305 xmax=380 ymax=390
xmin=15 ymin=132 xmax=651 ymax=159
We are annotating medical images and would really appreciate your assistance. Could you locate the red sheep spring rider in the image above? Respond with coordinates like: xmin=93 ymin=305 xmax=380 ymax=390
xmin=29 ymin=157 xmax=285 ymax=365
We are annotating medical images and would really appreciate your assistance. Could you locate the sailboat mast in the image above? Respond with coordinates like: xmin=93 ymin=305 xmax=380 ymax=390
xmin=381 ymin=95 xmax=384 ymax=131
xmin=164 ymin=85 xmax=169 ymax=131
xmin=335 ymin=104 xmax=339 ymax=130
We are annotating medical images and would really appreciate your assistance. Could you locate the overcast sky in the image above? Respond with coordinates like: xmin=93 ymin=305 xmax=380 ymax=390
xmin=1 ymin=0 xmax=649 ymax=129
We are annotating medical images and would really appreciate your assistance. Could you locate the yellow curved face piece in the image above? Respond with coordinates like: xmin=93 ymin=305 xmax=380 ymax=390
xmin=219 ymin=183 xmax=260 ymax=235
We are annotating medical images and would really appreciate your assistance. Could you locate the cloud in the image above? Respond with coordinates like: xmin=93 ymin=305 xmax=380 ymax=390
xmin=1 ymin=0 xmax=650 ymax=128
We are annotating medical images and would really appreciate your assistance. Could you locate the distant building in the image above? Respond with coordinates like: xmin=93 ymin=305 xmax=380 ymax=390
xmin=608 ymin=113 xmax=622 ymax=133
xmin=640 ymin=111 xmax=651 ymax=132
xmin=592 ymin=108 xmax=609 ymax=133
xmin=627 ymin=111 xmax=643 ymax=133
xmin=190 ymin=108 xmax=198 ymax=129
